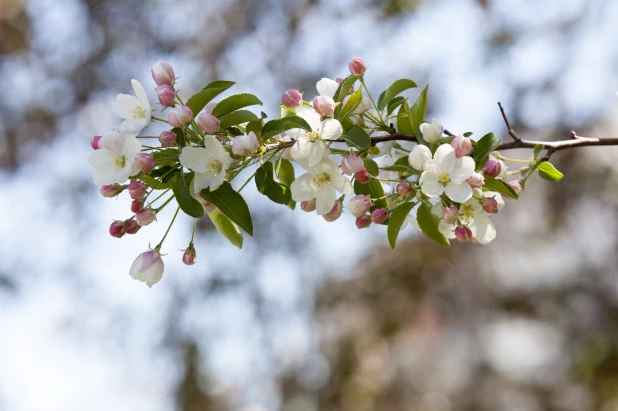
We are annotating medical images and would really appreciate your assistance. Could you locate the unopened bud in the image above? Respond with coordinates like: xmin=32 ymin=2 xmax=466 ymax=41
xmin=354 ymin=167 xmax=371 ymax=183
xmin=125 ymin=219 xmax=140 ymax=234
xmin=466 ymin=172 xmax=485 ymax=188
xmin=450 ymin=135 xmax=472 ymax=157
xmin=282 ymin=89 xmax=302 ymax=108
xmin=159 ymin=130 xmax=176 ymax=147
xmin=349 ymin=57 xmax=367 ymax=75
xmin=100 ymin=183 xmax=124 ymax=198
xmin=356 ymin=215 xmax=371 ymax=229
xmin=371 ymin=208 xmax=388 ymax=224
xmin=323 ymin=202 xmax=343 ymax=222
xmin=506 ymin=180 xmax=523 ymax=197
xmin=442 ymin=205 xmax=459 ymax=224
xmin=232 ymin=131 xmax=259 ymax=156
xmin=135 ymin=207 xmax=156 ymax=226
xmin=131 ymin=199 xmax=144 ymax=213
xmin=455 ymin=226 xmax=473 ymax=242
xmin=336 ymin=77 xmax=344 ymax=84
xmin=396 ymin=183 xmax=412 ymax=197
xmin=155 ymin=84 xmax=175 ymax=107
xmin=408 ymin=145 xmax=432 ymax=170
xmin=182 ymin=244 xmax=197 ymax=265
xmin=109 ymin=221 xmax=125 ymax=238
xmin=300 ymin=199 xmax=317 ymax=212
xmin=312 ymin=95 xmax=336 ymax=117
xmin=482 ymin=159 xmax=502 ymax=177
xmin=341 ymin=156 xmax=364 ymax=175
xmin=195 ymin=194 xmax=217 ymax=212
xmin=129 ymin=247 xmax=164 ymax=288
xmin=348 ymin=194 xmax=371 ymax=217
xmin=168 ymin=105 xmax=193 ymax=128
xmin=196 ymin=112 xmax=220 ymax=134
xmin=128 ymin=180 xmax=146 ymax=200
xmin=134 ymin=152 xmax=154 ymax=173
xmin=482 ymin=197 xmax=499 ymax=214
xmin=151 ymin=60 xmax=175 ymax=87
xmin=91 ymin=135 xmax=102 ymax=150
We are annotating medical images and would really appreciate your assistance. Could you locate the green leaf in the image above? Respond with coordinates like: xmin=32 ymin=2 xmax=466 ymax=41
xmin=538 ymin=161 xmax=564 ymax=181
xmin=200 ymin=181 xmax=253 ymax=235
xmin=246 ymin=118 xmax=263 ymax=138
xmin=409 ymin=85 xmax=428 ymax=133
xmin=416 ymin=202 xmax=450 ymax=246
xmin=138 ymin=173 xmax=170 ymax=190
xmin=377 ymin=79 xmax=417 ymax=112
xmin=153 ymin=148 xmax=179 ymax=167
xmin=255 ymin=162 xmax=292 ymax=205
xmin=150 ymin=165 xmax=180 ymax=182
xmin=387 ymin=96 xmax=406 ymax=116
xmin=219 ymin=110 xmax=259 ymax=129
xmin=333 ymin=74 xmax=362 ymax=102
xmin=380 ymin=164 xmax=414 ymax=173
xmin=339 ymin=87 xmax=363 ymax=120
xmin=186 ymin=80 xmax=235 ymax=115
xmin=343 ymin=124 xmax=371 ymax=149
xmin=483 ymin=176 xmax=519 ymax=200
xmin=473 ymin=132 xmax=502 ymax=166
xmin=274 ymin=158 xmax=295 ymax=187
xmin=211 ymin=93 xmax=263 ymax=118
xmin=260 ymin=116 xmax=312 ymax=141
xmin=172 ymin=127 xmax=185 ymax=147
xmin=463 ymin=132 xmax=473 ymax=137
xmin=171 ymin=173 xmax=204 ymax=219
xmin=533 ymin=144 xmax=544 ymax=158
xmin=363 ymin=158 xmax=379 ymax=176
xmin=387 ymin=201 xmax=416 ymax=248
xmin=397 ymin=102 xmax=414 ymax=136
xmin=354 ymin=180 xmax=386 ymax=210
xmin=207 ymin=210 xmax=243 ymax=249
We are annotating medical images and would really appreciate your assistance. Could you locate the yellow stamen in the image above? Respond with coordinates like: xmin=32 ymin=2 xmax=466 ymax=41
xmin=115 ymin=156 xmax=126 ymax=168
xmin=312 ymin=173 xmax=330 ymax=187
xmin=207 ymin=159 xmax=222 ymax=174
xmin=133 ymin=106 xmax=146 ymax=119
xmin=306 ymin=131 xmax=320 ymax=142
xmin=438 ymin=173 xmax=450 ymax=185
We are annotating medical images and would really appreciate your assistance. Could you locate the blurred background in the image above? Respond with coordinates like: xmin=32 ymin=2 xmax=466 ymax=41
xmin=2 ymin=0 xmax=618 ymax=410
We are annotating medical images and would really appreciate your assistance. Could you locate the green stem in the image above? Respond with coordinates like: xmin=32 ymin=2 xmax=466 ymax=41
xmin=237 ymin=169 xmax=257 ymax=193
xmin=360 ymin=79 xmax=386 ymax=126
xmin=156 ymin=206 xmax=180 ymax=249
xmin=155 ymin=195 xmax=175 ymax=212
xmin=151 ymin=116 xmax=168 ymax=123
xmin=190 ymin=218 xmax=197 ymax=243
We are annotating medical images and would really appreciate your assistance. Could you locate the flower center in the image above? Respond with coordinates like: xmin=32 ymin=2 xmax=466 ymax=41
xmin=133 ymin=106 xmax=146 ymax=119
xmin=207 ymin=159 xmax=222 ymax=174
xmin=115 ymin=156 xmax=126 ymax=168
xmin=438 ymin=173 xmax=451 ymax=185
xmin=306 ymin=131 xmax=320 ymax=142
xmin=312 ymin=172 xmax=330 ymax=187
xmin=459 ymin=205 xmax=474 ymax=223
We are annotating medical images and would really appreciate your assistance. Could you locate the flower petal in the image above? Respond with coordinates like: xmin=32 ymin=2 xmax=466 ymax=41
xmin=131 ymin=79 xmax=151 ymax=115
xmin=471 ymin=214 xmax=496 ymax=244
xmin=123 ymin=136 xmax=142 ymax=160
xmin=193 ymin=171 xmax=216 ymax=191
xmin=433 ymin=144 xmax=456 ymax=172
xmin=319 ymin=119 xmax=343 ymax=140
xmin=450 ymin=156 xmax=475 ymax=183
xmin=315 ymin=185 xmax=337 ymax=215
xmin=420 ymin=172 xmax=444 ymax=197
xmin=291 ymin=173 xmax=317 ymax=201
xmin=112 ymin=94 xmax=140 ymax=120
xmin=316 ymin=78 xmax=339 ymax=98
xmin=100 ymin=131 xmax=126 ymax=156
xmin=179 ymin=146 xmax=209 ymax=173
xmin=445 ymin=181 xmax=473 ymax=203
xmin=295 ymin=105 xmax=321 ymax=131
xmin=330 ymin=173 xmax=353 ymax=194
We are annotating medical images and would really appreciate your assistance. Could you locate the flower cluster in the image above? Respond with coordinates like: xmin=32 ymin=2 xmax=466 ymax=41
xmin=89 ymin=57 xmax=548 ymax=287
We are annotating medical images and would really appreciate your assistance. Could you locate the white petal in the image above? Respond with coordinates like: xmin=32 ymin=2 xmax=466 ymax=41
xmin=131 ymin=79 xmax=151 ymax=115
xmin=88 ymin=149 xmax=117 ymax=170
xmin=330 ymin=173 xmax=353 ymax=194
xmin=291 ymin=138 xmax=324 ymax=167
xmin=115 ymin=166 xmax=132 ymax=184
xmin=208 ymin=171 xmax=226 ymax=191
xmin=421 ymin=173 xmax=444 ymax=197
xmin=193 ymin=171 xmax=216 ymax=192
xmin=315 ymin=185 xmax=337 ymax=215
xmin=433 ymin=144 xmax=456 ymax=172
xmin=112 ymin=94 xmax=140 ymax=120
xmin=450 ymin=156 xmax=475 ymax=183
xmin=123 ymin=136 xmax=142 ymax=160
xmin=438 ymin=221 xmax=456 ymax=239
xmin=115 ymin=118 xmax=149 ymax=136
xmin=472 ymin=214 xmax=497 ymax=244
xmin=295 ymin=105 xmax=321 ymax=131
xmin=316 ymin=78 xmax=339 ymax=99
xmin=92 ymin=168 xmax=117 ymax=186
xmin=99 ymin=131 xmax=126 ymax=156
xmin=286 ymin=128 xmax=305 ymax=141
xmin=445 ymin=182 xmax=473 ymax=203
xmin=319 ymin=119 xmax=343 ymax=140
xmin=291 ymin=173 xmax=317 ymax=201
xmin=179 ymin=146 xmax=209 ymax=173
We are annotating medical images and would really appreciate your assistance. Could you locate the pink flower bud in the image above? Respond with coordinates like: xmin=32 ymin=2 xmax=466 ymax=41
xmin=134 ymin=153 xmax=154 ymax=174
xmin=341 ymin=156 xmax=364 ymax=175
xmin=182 ymin=244 xmax=197 ymax=265
xmin=466 ymin=172 xmax=485 ymax=188
xmin=348 ymin=194 xmax=371 ymax=217
xmin=135 ymin=207 xmax=156 ymax=226
xmin=205 ymin=101 xmax=218 ymax=114
xmin=356 ymin=215 xmax=371 ymax=229
xmin=151 ymin=60 xmax=175 ymax=87
xmin=450 ymin=135 xmax=472 ymax=157
xmin=482 ymin=159 xmax=502 ymax=177
xmin=196 ymin=112 xmax=220 ymax=134
xmin=128 ymin=180 xmax=146 ymax=200
xmin=168 ymin=105 xmax=193 ymax=128
xmin=506 ymin=180 xmax=523 ymax=197
xmin=396 ymin=183 xmax=412 ymax=197
xmin=301 ymin=199 xmax=316 ymax=212
xmin=125 ymin=219 xmax=140 ymax=234
xmin=159 ymin=130 xmax=176 ymax=147
xmin=155 ymin=84 xmax=175 ymax=107
xmin=371 ymin=208 xmax=388 ymax=224
xmin=354 ymin=168 xmax=370 ymax=183
xmin=312 ymin=96 xmax=336 ymax=117
xmin=442 ymin=205 xmax=459 ymax=224
xmin=195 ymin=193 xmax=217 ymax=212
xmin=100 ymin=183 xmax=124 ymax=198
xmin=131 ymin=199 xmax=144 ymax=213
xmin=482 ymin=197 xmax=499 ymax=214
xmin=349 ymin=57 xmax=367 ymax=75
xmin=323 ymin=202 xmax=343 ymax=222
xmin=232 ymin=131 xmax=259 ymax=156
xmin=455 ymin=226 xmax=473 ymax=242
xmin=129 ymin=248 xmax=164 ymax=287
xmin=91 ymin=135 xmax=102 ymax=150
xmin=109 ymin=221 xmax=125 ymax=238
xmin=282 ymin=89 xmax=302 ymax=108
xmin=336 ymin=77 xmax=344 ymax=84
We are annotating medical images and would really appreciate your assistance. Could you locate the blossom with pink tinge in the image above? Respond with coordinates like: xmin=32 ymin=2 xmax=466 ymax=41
xmin=131 ymin=199 xmax=144 ymax=213
xmin=91 ymin=135 xmax=102 ymax=150
xmin=455 ymin=226 xmax=473 ymax=242
xmin=129 ymin=247 xmax=164 ymax=287
xmin=371 ymin=208 xmax=388 ymax=224
xmin=482 ymin=197 xmax=499 ymax=214
xmin=232 ymin=132 xmax=259 ymax=156
xmin=323 ymin=202 xmax=343 ymax=222
xmin=151 ymin=61 xmax=175 ymax=87
xmin=125 ymin=219 xmax=140 ymax=234
xmin=466 ymin=172 xmax=485 ymax=188
xmin=128 ymin=180 xmax=146 ymax=200
xmin=354 ymin=168 xmax=370 ymax=183
xmin=396 ymin=183 xmax=412 ymax=197
xmin=196 ymin=112 xmax=220 ymax=134
xmin=282 ymin=89 xmax=302 ymax=108
xmin=349 ymin=57 xmax=367 ymax=75
xmin=356 ymin=215 xmax=371 ymax=229
xmin=100 ymin=183 xmax=124 ymax=198
xmin=442 ymin=206 xmax=459 ymax=224
xmin=109 ymin=221 xmax=125 ymax=238
xmin=506 ymin=180 xmax=523 ymax=197
xmin=159 ymin=130 xmax=176 ymax=147
xmin=134 ymin=152 xmax=154 ymax=173
xmin=155 ymin=84 xmax=175 ymax=107
xmin=135 ymin=207 xmax=156 ymax=226
xmin=168 ymin=105 xmax=193 ymax=128
xmin=182 ymin=244 xmax=197 ymax=265
xmin=348 ymin=194 xmax=371 ymax=217
xmin=341 ymin=156 xmax=364 ymax=175
xmin=312 ymin=95 xmax=336 ymax=117
xmin=301 ymin=199 xmax=316 ymax=212
xmin=482 ymin=159 xmax=502 ymax=177
xmin=450 ymin=135 xmax=472 ymax=157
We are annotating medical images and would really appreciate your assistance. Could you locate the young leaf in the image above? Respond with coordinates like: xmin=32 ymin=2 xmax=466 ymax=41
xmin=386 ymin=96 xmax=406 ymax=116
xmin=211 ymin=93 xmax=263 ymax=118
xmin=377 ymin=79 xmax=417 ymax=111
xmin=207 ymin=210 xmax=243 ymax=249
xmin=138 ymin=173 xmax=170 ymax=190
xmin=255 ymin=162 xmax=292 ymax=205
xmin=246 ymin=118 xmax=263 ymax=138
xmin=363 ymin=158 xmax=379 ymax=176
xmin=186 ymin=80 xmax=235 ymax=115
xmin=343 ymin=124 xmax=371 ymax=149
xmin=538 ymin=161 xmax=564 ymax=181
xmin=260 ymin=116 xmax=312 ymax=141
xmin=533 ymin=144 xmax=544 ymax=158
xmin=387 ymin=201 xmax=416 ymax=248
xmin=354 ymin=180 xmax=386 ymax=210
xmin=409 ymin=85 xmax=428 ymax=133
xmin=397 ymin=102 xmax=415 ymax=136
xmin=219 ymin=110 xmax=259 ymax=129
xmin=483 ymin=176 xmax=519 ymax=199
xmin=153 ymin=148 xmax=180 ymax=167
xmin=339 ymin=87 xmax=363 ymax=120
xmin=333 ymin=74 xmax=361 ymax=102
xmin=275 ymin=158 xmax=295 ymax=187
xmin=172 ymin=127 xmax=185 ymax=147
xmin=416 ymin=202 xmax=450 ymax=246
xmin=200 ymin=182 xmax=253 ymax=235
xmin=171 ymin=173 xmax=204 ymax=219
xmin=473 ymin=132 xmax=502 ymax=165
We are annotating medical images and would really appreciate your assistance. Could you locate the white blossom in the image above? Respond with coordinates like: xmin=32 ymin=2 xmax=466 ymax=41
xmin=420 ymin=118 xmax=443 ymax=143
xmin=420 ymin=144 xmax=475 ymax=203
xmin=87 ymin=131 xmax=142 ymax=185
xmin=288 ymin=105 xmax=343 ymax=167
xmin=112 ymin=80 xmax=152 ymax=136
xmin=179 ymin=136 xmax=231 ymax=192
